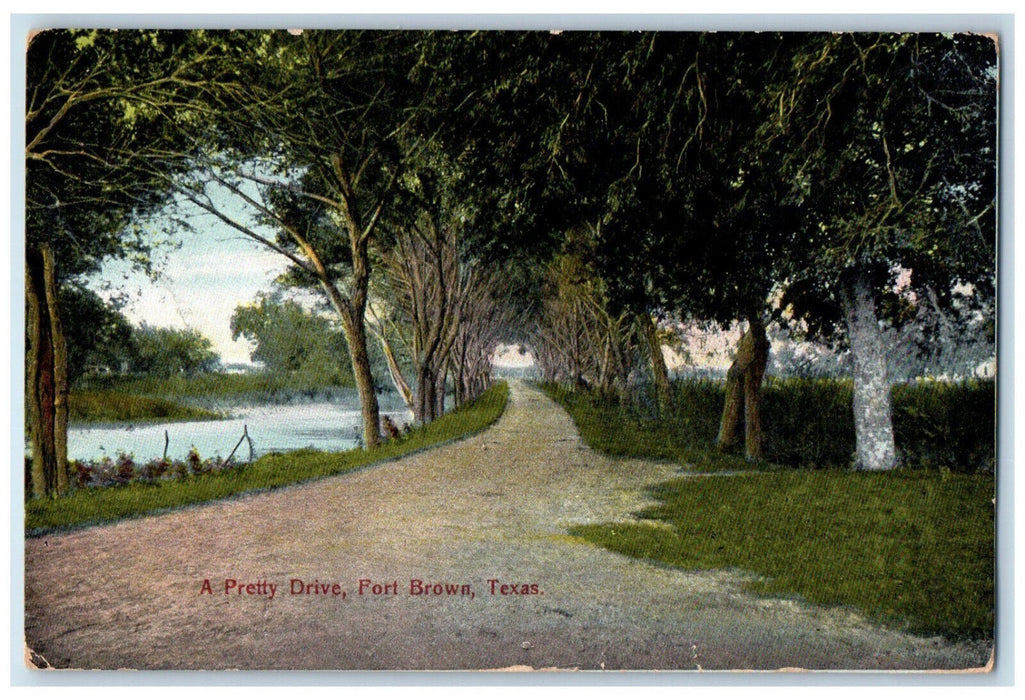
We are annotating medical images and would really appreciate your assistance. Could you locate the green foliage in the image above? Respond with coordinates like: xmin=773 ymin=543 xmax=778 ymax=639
xmin=765 ymin=33 xmax=997 ymax=340
xmin=58 ymin=285 xmax=136 ymax=383
xmin=544 ymin=377 xmax=995 ymax=473
xmin=892 ymin=380 xmax=997 ymax=473
xmin=762 ymin=377 xmax=996 ymax=472
xmin=129 ymin=325 xmax=220 ymax=377
xmin=540 ymin=381 xmax=753 ymax=472
xmin=230 ymin=293 xmax=354 ymax=386
xmin=26 ymin=30 xmax=230 ymax=279
xmin=570 ymin=470 xmax=994 ymax=640
xmin=26 ymin=382 xmax=508 ymax=535
xmin=60 ymin=293 xmax=229 ymax=386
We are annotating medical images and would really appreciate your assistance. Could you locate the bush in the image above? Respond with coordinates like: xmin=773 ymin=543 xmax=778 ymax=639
xmin=64 ymin=448 xmax=233 ymax=491
xmin=546 ymin=377 xmax=995 ymax=473
xmin=760 ymin=377 xmax=855 ymax=468
xmin=893 ymin=379 xmax=996 ymax=473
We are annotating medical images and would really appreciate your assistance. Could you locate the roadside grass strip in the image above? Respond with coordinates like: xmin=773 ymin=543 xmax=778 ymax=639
xmin=27 ymin=382 xmax=509 ymax=536
xmin=569 ymin=470 xmax=994 ymax=640
xmin=545 ymin=380 xmax=995 ymax=641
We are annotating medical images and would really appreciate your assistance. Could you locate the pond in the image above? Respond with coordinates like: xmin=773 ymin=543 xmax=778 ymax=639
xmin=66 ymin=399 xmax=414 ymax=463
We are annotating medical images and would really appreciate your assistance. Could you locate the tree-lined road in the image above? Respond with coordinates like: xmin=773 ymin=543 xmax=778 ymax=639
xmin=24 ymin=381 xmax=991 ymax=671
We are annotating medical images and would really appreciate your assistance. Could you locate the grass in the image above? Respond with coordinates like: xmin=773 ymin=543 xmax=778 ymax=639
xmin=544 ymin=379 xmax=996 ymax=640
xmin=569 ymin=470 xmax=994 ymax=640
xmin=69 ymin=391 xmax=222 ymax=424
xmin=75 ymin=371 xmax=358 ymax=406
xmin=26 ymin=381 xmax=508 ymax=536
xmin=543 ymin=377 xmax=995 ymax=473
xmin=69 ymin=369 xmax=370 ymax=424
xmin=540 ymin=382 xmax=764 ymax=472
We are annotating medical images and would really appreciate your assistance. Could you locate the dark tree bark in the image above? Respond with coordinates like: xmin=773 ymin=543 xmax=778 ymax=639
xmin=25 ymin=244 xmax=69 ymax=497
xmin=638 ymin=312 xmax=671 ymax=408
xmin=716 ymin=316 xmax=769 ymax=460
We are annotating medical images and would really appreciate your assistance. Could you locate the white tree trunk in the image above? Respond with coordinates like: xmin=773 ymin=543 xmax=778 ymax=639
xmin=843 ymin=269 xmax=898 ymax=471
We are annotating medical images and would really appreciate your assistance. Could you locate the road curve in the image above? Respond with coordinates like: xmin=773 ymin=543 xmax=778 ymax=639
xmin=24 ymin=380 xmax=991 ymax=671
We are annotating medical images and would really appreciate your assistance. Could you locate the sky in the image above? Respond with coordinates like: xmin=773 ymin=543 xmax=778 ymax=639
xmin=89 ymin=211 xmax=292 ymax=366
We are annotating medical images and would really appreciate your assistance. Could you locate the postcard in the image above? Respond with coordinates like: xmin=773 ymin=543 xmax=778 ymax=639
xmin=19 ymin=21 xmax=1001 ymax=675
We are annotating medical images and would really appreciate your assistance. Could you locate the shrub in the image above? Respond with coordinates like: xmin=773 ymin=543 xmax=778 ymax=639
xmin=115 ymin=453 xmax=136 ymax=484
xmin=72 ymin=460 xmax=92 ymax=488
xmin=187 ymin=447 xmax=208 ymax=475
xmin=546 ymin=377 xmax=995 ymax=473
xmin=140 ymin=458 xmax=170 ymax=480
xmin=893 ymin=379 xmax=996 ymax=473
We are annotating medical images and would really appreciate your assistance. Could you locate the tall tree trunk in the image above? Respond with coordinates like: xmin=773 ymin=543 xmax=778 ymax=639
xmin=453 ymin=338 xmax=468 ymax=407
xmin=435 ymin=366 xmax=447 ymax=418
xmin=25 ymin=244 xmax=69 ymax=497
xmin=45 ymin=245 xmax=70 ymax=495
xmin=842 ymin=268 xmax=898 ymax=471
xmin=638 ymin=312 xmax=671 ymax=408
xmin=340 ymin=309 xmax=381 ymax=449
xmin=717 ymin=360 xmax=744 ymax=449
xmin=416 ymin=364 xmax=436 ymax=424
xmin=717 ymin=317 xmax=769 ymax=460
xmin=743 ymin=318 xmax=769 ymax=460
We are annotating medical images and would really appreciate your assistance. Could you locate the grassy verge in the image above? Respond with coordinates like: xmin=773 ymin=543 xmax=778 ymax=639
xmin=540 ymin=382 xmax=765 ymax=472
xmin=569 ymin=470 xmax=994 ymax=640
xmin=544 ymin=380 xmax=995 ymax=640
xmin=27 ymin=381 xmax=508 ymax=536
xmin=69 ymin=391 xmax=222 ymax=424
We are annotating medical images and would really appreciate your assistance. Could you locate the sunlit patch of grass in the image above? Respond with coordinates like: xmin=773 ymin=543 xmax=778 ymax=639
xmin=544 ymin=378 xmax=995 ymax=640
xmin=27 ymin=382 xmax=509 ymax=536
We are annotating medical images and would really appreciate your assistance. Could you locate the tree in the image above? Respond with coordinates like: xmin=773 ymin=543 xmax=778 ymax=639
xmin=59 ymin=285 xmax=136 ymax=382
xmin=593 ymin=33 xmax=804 ymax=458
xmin=129 ymin=325 xmax=220 ymax=377
xmin=437 ymin=32 xmax=705 ymax=400
xmin=174 ymin=30 xmax=459 ymax=447
xmin=369 ymin=137 xmax=523 ymax=423
xmin=25 ymin=29 xmax=232 ymax=496
xmin=502 ymin=32 xmax=790 ymax=455
xmin=763 ymin=33 xmax=997 ymax=470
xmin=231 ymin=292 xmax=353 ymax=385
xmin=530 ymin=226 xmax=639 ymax=393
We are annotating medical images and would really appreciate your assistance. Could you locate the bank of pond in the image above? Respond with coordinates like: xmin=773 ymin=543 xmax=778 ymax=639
xmin=26 ymin=382 xmax=510 ymax=535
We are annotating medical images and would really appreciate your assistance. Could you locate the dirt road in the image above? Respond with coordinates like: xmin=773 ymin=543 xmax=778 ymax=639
xmin=24 ymin=381 xmax=992 ymax=671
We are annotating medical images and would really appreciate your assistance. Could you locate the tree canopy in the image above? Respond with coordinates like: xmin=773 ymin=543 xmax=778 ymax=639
xmin=25 ymin=28 xmax=998 ymax=492
xmin=231 ymin=292 xmax=353 ymax=385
